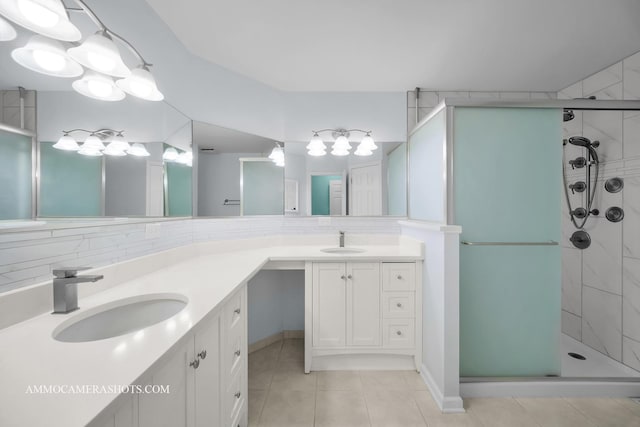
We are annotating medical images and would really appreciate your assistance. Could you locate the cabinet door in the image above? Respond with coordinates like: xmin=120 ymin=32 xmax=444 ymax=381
xmin=194 ymin=315 xmax=221 ymax=427
xmin=139 ymin=341 xmax=192 ymax=427
xmin=346 ymin=262 xmax=381 ymax=346
xmin=312 ymin=263 xmax=346 ymax=347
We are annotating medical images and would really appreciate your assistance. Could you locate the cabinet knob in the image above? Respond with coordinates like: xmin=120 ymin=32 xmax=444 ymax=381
xmin=198 ymin=350 xmax=207 ymax=360
xmin=235 ymin=391 xmax=242 ymax=399
xmin=341 ymin=275 xmax=346 ymax=280
xmin=234 ymin=308 xmax=241 ymax=315
xmin=235 ymin=349 xmax=241 ymax=357
xmin=397 ymin=275 xmax=403 ymax=280
xmin=189 ymin=359 xmax=200 ymax=369
xmin=396 ymin=303 xmax=403 ymax=308
xmin=347 ymin=275 xmax=353 ymax=279
xmin=396 ymin=330 xmax=402 ymax=336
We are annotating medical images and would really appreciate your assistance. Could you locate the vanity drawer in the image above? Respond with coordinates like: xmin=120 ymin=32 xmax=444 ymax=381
xmin=383 ymin=318 xmax=415 ymax=348
xmin=382 ymin=292 xmax=415 ymax=318
xmin=224 ymin=290 xmax=244 ymax=334
xmin=224 ymin=369 xmax=245 ymax=427
xmin=224 ymin=332 xmax=244 ymax=382
xmin=382 ymin=263 xmax=415 ymax=291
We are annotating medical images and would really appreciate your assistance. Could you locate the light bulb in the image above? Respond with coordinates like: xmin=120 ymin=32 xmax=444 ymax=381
xmin=18 ymin=0 xmax=59 ymax=28
xmin=87 ymin=79 xmax=113 ymax=98
xmin=32 ymin=48 xmax=65 ymax=71
xmin=87 ymin=50 xmax=115 ymax=73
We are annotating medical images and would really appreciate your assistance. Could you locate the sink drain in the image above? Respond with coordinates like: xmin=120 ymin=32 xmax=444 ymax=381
xmin=568 ymin=352 xmax=586 ymax=360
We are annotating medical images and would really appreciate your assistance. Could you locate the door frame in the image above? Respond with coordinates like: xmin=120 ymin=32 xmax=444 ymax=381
xmin=348 ymin=161 xmax=382 ymax=216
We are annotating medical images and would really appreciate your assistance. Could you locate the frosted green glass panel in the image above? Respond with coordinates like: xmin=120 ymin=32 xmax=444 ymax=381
xmin=454 ymin=107 xmax=562 ymax=377
xmin=408 ymin=109 xmax=445 ymax=221
xmin=39 ymin=142 xmax=102 ymax=216
xmin=311 ymin=175 xmax=341 ymax=215
xmin=242 ymin=161 xmax=283 ymax=215
xmin=0 ymin=130 xmax=32 ymax=219
xmin=387 ymin=143 xmax=407 ymax=216
xmin=165 ymin=162 xmax=192 ymax=217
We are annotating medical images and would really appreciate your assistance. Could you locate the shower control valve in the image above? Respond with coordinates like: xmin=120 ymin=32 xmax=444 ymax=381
xmin=569 ymin=181 xmax=586 ymax=194
xmin=569 ymin=157 xmax=587 ymax=169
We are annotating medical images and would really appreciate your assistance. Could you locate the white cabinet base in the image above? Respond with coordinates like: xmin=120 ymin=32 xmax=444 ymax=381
xmin=310 ymin=354 xmax=419 ymax=371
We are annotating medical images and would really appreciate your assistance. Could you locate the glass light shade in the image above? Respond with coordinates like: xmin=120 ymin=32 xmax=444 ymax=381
xmin=354 ymin=145 xmax=373 ymax=156
xmin=306 ymin=134 xmax=325 ymax=151
xmin=127 ymin=142 xmax=150 ymax=157
xmin=77 ymin=147 xmax=103 ymax=156
xmin=72 ymin=71 xmax=126 ymax=102
xmin=52 ymin=134 xmax=79 ymax=151
xmin=163 ymin=147 xmax=179 ymax=161
xmin=109 ymin=134 xmax=130 ymax=151
xmin=67 ymin=32 xmax=131 ymax=77
xmin=116 ymin=67 xmax=164 ymax=101
xmin=274 ymin=158 xmax=285 ymax=167
xmin=268 ymin=146 xmax=284 ymax=162
xmin=103 ymin=143 xmax=127 ymax=156
xmin=308 ymin=148 xmax=327 ymax=157
xmin=11 ymin=34 xmax=82 ymax=77
xmin=82 ymin=135 xmax=105 ymax=151
xmin=0 ymin=0 xmax=81 ymax=41
xmin=331 ymin=147 xmax=350 ymax=156
xmin=0 ymin=15 xmax=17 ymax=40
xmin=360 ymin=134 xmax=377 ymax=150
xmin=333 ymin=135 xmax=351 ymax=151
xmin=175 ymin=151 xmax=189 ymax=164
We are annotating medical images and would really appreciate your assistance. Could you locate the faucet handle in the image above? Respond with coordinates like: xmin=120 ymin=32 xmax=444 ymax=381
xmin=53 ymin=267 xmax=92 ymax=278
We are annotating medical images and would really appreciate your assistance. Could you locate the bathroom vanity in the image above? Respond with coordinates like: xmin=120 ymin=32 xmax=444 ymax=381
xmin=0 ymin=237 xmax=422 ymax=427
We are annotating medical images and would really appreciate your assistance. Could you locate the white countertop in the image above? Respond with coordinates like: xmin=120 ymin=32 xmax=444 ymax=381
xmin=0 ymin=242 xmax=422 ymax=427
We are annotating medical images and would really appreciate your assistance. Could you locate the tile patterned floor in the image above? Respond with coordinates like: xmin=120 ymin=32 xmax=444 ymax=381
xmin=248 ymin=339 xmax=640 ymax=427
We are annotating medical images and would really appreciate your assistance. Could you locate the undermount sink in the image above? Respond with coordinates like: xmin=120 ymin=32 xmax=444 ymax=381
xmin=321 ymin=247 xmax=366 ymax=254
xmin=53 ymin=293 xmax=188 ymax=343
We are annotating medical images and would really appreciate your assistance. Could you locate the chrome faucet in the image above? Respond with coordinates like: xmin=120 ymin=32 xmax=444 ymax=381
xmin=339 ymin=231 xmax=345 ymax=248
xmin=52 ymin=268 xmax=104 ymax=314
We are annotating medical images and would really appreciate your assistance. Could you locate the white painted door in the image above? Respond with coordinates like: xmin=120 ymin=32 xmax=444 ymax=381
xmin=349 ymin=163 xmax=382 ymax=216
xmin=194 ymin=315 xmax=221 ymax=427
xmin=346 ymin=262 xmax=381 ymax=346
xmin=146 ymin=161 xmax=164 ymax=216
xmin=329 ymin=180 xmax=342 ymax=216
xmin=312 ymin=263 xmax=346 ymax=347
xmin=139 ymin=339 xmax=192 ymax=427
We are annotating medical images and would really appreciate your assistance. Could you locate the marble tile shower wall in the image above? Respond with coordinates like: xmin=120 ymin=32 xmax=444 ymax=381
xmin=0 ymin=90 xmax=37 ymax=132
xmin=406 ymin=90 xmax=557 ymax=131
xmin=0 ymin=217 xmax=401 ymax=293
xmin=559 ymin=51 xmax=640 ymax=372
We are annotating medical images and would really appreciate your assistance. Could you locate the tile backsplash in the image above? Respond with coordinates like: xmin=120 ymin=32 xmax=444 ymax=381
xmin=559 ymin=50 xmax=640 ymax=373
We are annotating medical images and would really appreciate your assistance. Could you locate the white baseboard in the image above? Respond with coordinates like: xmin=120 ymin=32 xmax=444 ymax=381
xmin=461 ymin=380 xmax=640 ymax=398
xmin=420 ymin=364 xmax=465 ymax=413
xmin=311 ymin=354 xmax=415 ymax=371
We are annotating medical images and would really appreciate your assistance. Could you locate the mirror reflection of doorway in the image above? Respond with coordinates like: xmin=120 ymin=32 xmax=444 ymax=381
xmin=309 ymin=173 xmax=346 ymax=215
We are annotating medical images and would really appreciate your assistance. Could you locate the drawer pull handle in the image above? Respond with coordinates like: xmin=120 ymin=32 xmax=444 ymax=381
xmin=234 ymin=308 xmax=241 ymax=315
xmin=198 ymin=350 xmax=207 ymax=360
xmin=347 ymin=274 xmax=353 ymax=279
xmin=397 ymin=275 xmax=403 ymax=280
xmin=396 ymin=330 xmax=402 ymax=336
xmin=235 ymin=391 xmax=242 ymax=399
xmin=189 ymin=359 xmax=200 ymax=369
xmin=396 ymin=303 xmax=403 ymax=308
xmin=234 ymin=349 xmax=241 ymax=357
xmin=341 ymin=275 xmax=346 ymax=280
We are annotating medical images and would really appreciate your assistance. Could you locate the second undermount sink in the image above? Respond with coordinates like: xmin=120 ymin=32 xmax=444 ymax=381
xmin=321 ymin=247 xmax=366 ymax=254
xmin=53 ymin=294 xmax=188 ymax=343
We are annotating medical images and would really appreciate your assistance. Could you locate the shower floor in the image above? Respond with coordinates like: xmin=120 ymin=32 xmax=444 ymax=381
xmin=561 ymin=334 xmax=640 ymax=378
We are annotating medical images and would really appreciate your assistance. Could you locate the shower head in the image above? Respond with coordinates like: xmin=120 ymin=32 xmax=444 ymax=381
xmin=568 ymin=136 xmax=592 ymax=147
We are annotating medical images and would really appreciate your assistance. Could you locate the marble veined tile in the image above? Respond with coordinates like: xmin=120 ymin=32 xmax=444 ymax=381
xmin=582 ymin=285 xmax=622 ymax=361
xmin=623 ymin=114 xmax=640 ymax=158
xmin=623 ymin=51 xmax=640 ymax=100
xmin=558 ymin=82 xmax=582 ymax=100
xmin=562 ymin=247 xmax=582 ymax=315
xmin=583 ymin=108 xmax=623 ymax=162
xmin=622 ymin=336 xmax=640 ymax=372
xmin=582 ymin=217 xmax=622 ymax=295
xmin=562 ymin=310 xmax=582 ymax=341
xmin=623 ymin=176 xmax=640 ymax=258
xmin=623 ymin=257 xmax=640 ymax=342
xmin=583 ymin=62 xmax=622 ymax=97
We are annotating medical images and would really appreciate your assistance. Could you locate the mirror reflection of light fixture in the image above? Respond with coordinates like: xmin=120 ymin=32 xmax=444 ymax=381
xmin=53 ymin=128 xmax=144 ymax=158
xmin=308 ymin=129 xmax=375 ymax=157
xmin=0 ymin=14 xmax=17 ymax=40
xmin=52 ymin=133 xmax=79 ymax=150
xmin=0 ymin=0 xmax=82 ymax=42
xmin=268 ymin=143 xmax=285 ymax=167
xmin=0 ymin=0 xmax=164 ymax=101
xmin=127 ymin=142 xmax=150 ymax=157
xmin=11 ymin=34 xmax=82 ymax=77
xmin=162 ymin=146 xmax=179 ymax=161
xmin=164 ymin=147 xmax=192 ymax=167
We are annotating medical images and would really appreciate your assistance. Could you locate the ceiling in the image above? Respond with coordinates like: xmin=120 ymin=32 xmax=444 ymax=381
xmin=193 ymin=121 xmax=277 ymax=153
xmin=145 ymin=0 xmax=640 ymax=92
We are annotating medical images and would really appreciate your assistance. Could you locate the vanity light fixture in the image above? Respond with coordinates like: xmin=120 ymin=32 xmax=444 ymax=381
xmin=127 ymin=143 xmax=150 ymax=157
xmin=0 ymin=0 xmax=164 ymax=102
xmin=268 ymin=143 xmax=285 ymax=167
xmin=163 ymin=147 xmax=192 ymax=167
xmin=162 ymin=146 xmax=179 ymax=161
xmin=54 ymin=128 xmax=145 ymax=157
xmin=0 ymin=14 xmax=16 ymax=40
xmin=308 ymin=129 xmax=376 ymax=157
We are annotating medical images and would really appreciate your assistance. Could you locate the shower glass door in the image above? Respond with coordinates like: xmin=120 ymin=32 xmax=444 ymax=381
xmin=454 ymin=107 xmax=562 ymax=377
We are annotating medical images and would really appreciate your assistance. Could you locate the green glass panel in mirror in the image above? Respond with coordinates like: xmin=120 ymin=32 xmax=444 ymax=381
xmin=165 ymin=162 xmax=193 ymax=217
xmin=242 ymin=161 xmax=283 ymax=215
xmin=0 ymin=129 xmax=32 ymax=220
